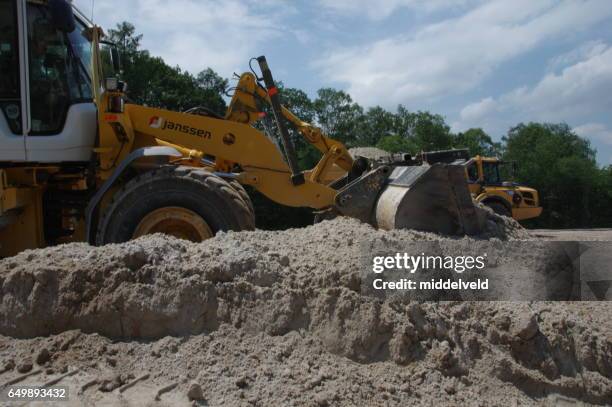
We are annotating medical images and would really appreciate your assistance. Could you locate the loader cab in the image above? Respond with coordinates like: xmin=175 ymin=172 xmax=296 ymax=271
xmin=0 ymin=0 xmax=97 ymax=163
xmin=466 ymin=157 xmax=510 ymax=193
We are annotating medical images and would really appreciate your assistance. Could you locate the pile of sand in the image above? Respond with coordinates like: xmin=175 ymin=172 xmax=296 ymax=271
xmin=0 ymin=218 xmax=610 ymax=405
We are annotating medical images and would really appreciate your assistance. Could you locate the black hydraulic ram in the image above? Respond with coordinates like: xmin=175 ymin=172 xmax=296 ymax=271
xmin=256 ymin=56 xmax=305 ymax=185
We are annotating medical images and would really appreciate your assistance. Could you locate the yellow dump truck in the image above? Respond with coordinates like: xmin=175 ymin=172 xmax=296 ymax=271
xmin=464 ymin=155 xmax=542 ymax=221
xmin=419 ymin=150 xmax=542 ymax=221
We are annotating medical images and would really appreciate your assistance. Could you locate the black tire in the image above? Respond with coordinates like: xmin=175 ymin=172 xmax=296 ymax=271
xmin=313 ymin=209 xmax=338 ymax=224
xmin=227 ymin=179 xmax=255 ymax=217
xmin=485 ymin=201 xmax=512 ymax=218
xmin=96 ymin=166 xmax=255 ymax=245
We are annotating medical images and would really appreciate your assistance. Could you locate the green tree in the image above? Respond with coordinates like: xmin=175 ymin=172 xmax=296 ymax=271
xmin=389 ymin=106 xmax=453 ymax=152
xmin=282 ymin=87 xmax=316 ymax=123
xmin=453 ymin=128 xmax=501 ymax=156
xmin=503 ymin=122 xmax=601 ymax=228
xmin=591 ymin=166 xmax=612 ymax=226
xmin=106 ymin=22 xmax=227 ymax=114
xmin=408 ymin=111 xmax=454 ymax=151
xmin=313 ymin=88 xmax=364 ymax=145
xmin=357 ymin=105 xmax=457 ymax=154
xmin=281 ymin=87 xmax=319 ymax=168
xmin=108 ymin=22 xmax=141 ymax=57
xmin=376 ymin=135 xmax=417 ymax=153
xmin=194 ymin=68 xmax=228 ymax=115
xmin=358 ymin=106 xmax=397 ymax=147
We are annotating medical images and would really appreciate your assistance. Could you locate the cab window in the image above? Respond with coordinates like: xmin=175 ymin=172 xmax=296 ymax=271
xmin=482 ymin=162 xmax=500 ymax=184
xmin=27 ymin=3 xmax=92 ymax=135
xmin=0 ymin=0 xmax=21 ymax=133
xmin=466 ymin=163 xmax=478 ymax=183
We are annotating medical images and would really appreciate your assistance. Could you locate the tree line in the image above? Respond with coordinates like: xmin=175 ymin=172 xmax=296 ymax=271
xmin=108 ymin=22 xmax=612 ymax=229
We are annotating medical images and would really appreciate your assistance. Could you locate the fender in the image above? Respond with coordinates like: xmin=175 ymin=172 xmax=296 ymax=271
xmin=85 ymin=146 xmax=182 ymax=244
xmin=478 ymin=194 xmax=512 ymax=212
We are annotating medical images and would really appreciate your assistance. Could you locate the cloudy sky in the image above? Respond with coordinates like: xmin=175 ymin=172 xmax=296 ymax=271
xmin=74 ymin=0 xmax=612 ymax=165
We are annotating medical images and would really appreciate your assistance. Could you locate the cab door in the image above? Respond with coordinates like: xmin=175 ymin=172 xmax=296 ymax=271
xmin=0 ymin=0 xmax=27 ymax=160
xmin=23 ymin=1 xmax=97 ymax=163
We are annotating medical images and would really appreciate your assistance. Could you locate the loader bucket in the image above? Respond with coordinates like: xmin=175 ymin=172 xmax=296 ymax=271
xmin=374 ymin=164 xmax=485 ymax=235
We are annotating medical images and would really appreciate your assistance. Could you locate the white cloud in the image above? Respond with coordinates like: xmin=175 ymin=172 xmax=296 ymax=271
xmin=317 ymin=0 xmax=480 ymax=21
xmin=460 ymin=44 xmax=612 ymax=127
xmin=574 ymin=123 xmax=612 ymax=146
xmin=315 ymin=0 xmax=612 ymax=108
xmin=548 ymin=40 xmax=608 ymax=72
xmin=460 ymin=97 xmax=497 ymax=122
xmin=74 ymin=0 xmax=294 ymax=75
xmin=455 ymin=44 xmax=612 ymax=164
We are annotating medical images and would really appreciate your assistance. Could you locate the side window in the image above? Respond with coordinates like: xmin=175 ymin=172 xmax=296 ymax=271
xmin=27 ymin=4 xmax=92 ymax=135
xmin=482 ymin=162 xmax=500 ymax=184
xmin=466 ymin=163 xmax=478 ymax=183
xmin=0 ymin=0 xmax=21 ymax=134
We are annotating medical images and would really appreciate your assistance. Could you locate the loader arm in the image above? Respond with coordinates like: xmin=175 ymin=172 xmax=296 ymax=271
xmin=96 ymin=56 xmax=357 ymax=210
xmin=225 ymin=72 xmax=354 ymax=174
xmin=98 ymin=97 xmax=340 ymax=209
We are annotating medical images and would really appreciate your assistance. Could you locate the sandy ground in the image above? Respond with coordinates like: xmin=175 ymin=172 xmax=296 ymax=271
xmin=531 ymin=229 xmax=612 ymax=241
xmin=0 ymin=217 xmax=610 ymax=406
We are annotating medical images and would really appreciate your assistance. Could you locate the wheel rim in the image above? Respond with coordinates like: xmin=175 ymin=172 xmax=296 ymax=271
xmin=132 ymin=207 xmax=214 ymax=241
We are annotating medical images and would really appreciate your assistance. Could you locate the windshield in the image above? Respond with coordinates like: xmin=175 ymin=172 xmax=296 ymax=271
xmin=498 ymin=162 xmax=515 ymax=181
xmin=482 ymin=162 xmax=500 ymax=184
xmin=68 ymin=19 xmax=92 ymax=79
xmin=482 ymin=161 xmax=514 ymax=184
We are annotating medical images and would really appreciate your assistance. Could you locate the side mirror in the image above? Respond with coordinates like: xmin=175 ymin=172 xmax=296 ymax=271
xmin=110 ymin=47 xmax=121 ymax=73
xmin=48 ymin=0 xmax=75 ymax=33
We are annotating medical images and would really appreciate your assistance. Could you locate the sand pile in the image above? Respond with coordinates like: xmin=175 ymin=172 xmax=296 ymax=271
xmin=0 ymin=217 xmax=526 ymax=339
xmin=0 ymin=218 xmax=610 ymax=405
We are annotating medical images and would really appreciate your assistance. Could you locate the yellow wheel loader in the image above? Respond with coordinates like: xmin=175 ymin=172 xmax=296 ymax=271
xmin=0 ymin=0 xmax=485 ymax=257
xmin=418 ymin=150 xmax=542 ymax=221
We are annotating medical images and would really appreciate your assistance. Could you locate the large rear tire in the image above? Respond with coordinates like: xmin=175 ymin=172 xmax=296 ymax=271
xmin=227 ymin=179 xmax=255 ymax=217
xmin=95 ymin=166 xmax=255 ymax=245
xmin=485 ymin=201 xmax=512 ymax=218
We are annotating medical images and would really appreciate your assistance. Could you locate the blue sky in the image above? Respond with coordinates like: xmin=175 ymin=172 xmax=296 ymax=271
xmin=74 ymin=0 xmax=612 ymax=165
